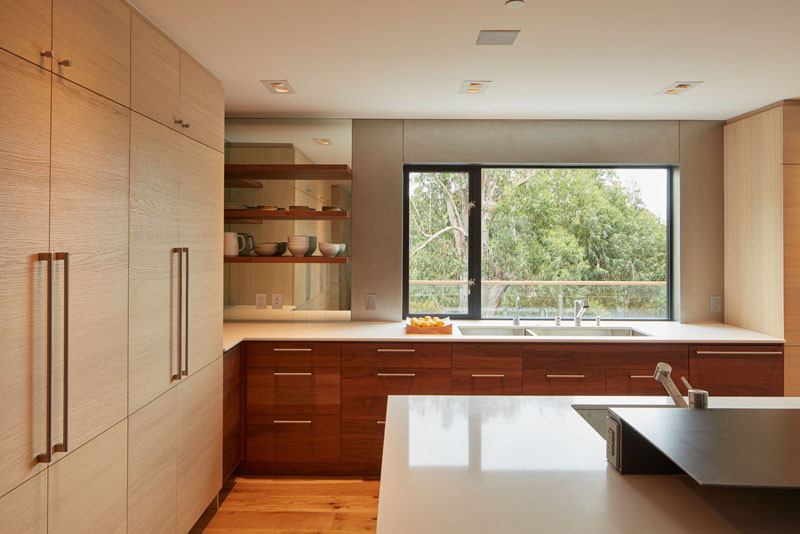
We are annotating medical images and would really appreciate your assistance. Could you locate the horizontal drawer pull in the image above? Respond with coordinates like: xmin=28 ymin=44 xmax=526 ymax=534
xmin=273 ymin=420 xmax=312 ymax=424
xmin=546 ymin=374 xmax=586 ymax=379
xmin=273 ymin=348 xmax=313 ymax=352
xmin=629 ymin=375 xmax=653 ymax=379
xmin=377 ymin=373 xmax=416 ymax=377
xmin=377 ymin=421 xmax=386 ymax=425
xmin=273 ymin=372 xmax=313 ymax=376
xmin=471 ymin=374 xmax=505 ymax=378
xmin=695 ymin=351 xmax=783 ymax=356
xmin=376 ymin=348 xmax=416 ymax=353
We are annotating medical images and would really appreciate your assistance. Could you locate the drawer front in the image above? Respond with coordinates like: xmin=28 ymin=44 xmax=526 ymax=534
xmin=342 ymin=343 xmax=451 ymax=368
xmin=452 ymin=369 xmax=522 ymax=395
xmin=452 ymin=343 xmax=523 ymax=369
xmin=523 ymin=343 xmax=689 ymax=370
xmin=341 ymin=415 xmax=386 ymax=472
xmin=247 ymin=367 xmax=340 ymax=414
xmin=690 ymin=345 xmax=784 ymax=396
xmin=245 ymin=414 xmax=340 ymax=463
xmin=606 ymin=369 xmax=689 ymax=396
xmin=523 ymin=369 xmax=605 ymax=395
xmin=342 ymin=368 xmax=451 ymax=415
xmin=247 ymin=341 xmax=341 ymax=368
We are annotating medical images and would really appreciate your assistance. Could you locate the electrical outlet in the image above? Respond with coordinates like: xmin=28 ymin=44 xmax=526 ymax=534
xmin=365 ymin=293 xmax=377 ymax=311
xmin=255 ymin=294 xmax=267 ymax=309
xmin=710 ymin=295 xmax=722 ymax=313
xmin=271 ymin=293 xmax=283 ymax=310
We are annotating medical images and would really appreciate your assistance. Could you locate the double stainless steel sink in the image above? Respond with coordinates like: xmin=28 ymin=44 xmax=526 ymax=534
xmin=458 ymin=325 xmax=651 ymax=337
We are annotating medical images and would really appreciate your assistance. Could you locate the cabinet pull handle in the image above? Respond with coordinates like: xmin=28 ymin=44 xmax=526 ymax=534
xmin=471 ymin=374 xmax=505 ymax=378
xmin=52 ymin=253 xmax=69 ymax=454
xmin=629 ymin=375 xmax=652 ymax=379
xmin=695 ymin=351 xmax=783 ymax=356
xmin=273 ymin=420 xmax=312 ymax=424
xmin=377 ymin=373 xmax=416 ymax=377
xmin=274 ymin=348 xmax=313 ymax=352
xmin=40 ymin=50 xmax=54 ymax=58
xmin=172 ymin=248 xmax=183 ymax=380
xmin=183 ymin=247 xmax=189 ymax=376
xmin=181 ymin=122 xmax=190 ymax=128
xmin=377 ymin=421 xmax=386 ymax=425
xmin=273 ymin=372 xmax=313 ymax=376
xmin=36 ymin=253 xmax=53 ymax=463
xmin=57 ymin=59 xmax=72 ymax=67
xmin=174 ymin=118 xmax=184 ymax=126
xmin=376 ymin=348 xmax=415 ymax=353
xmin=546 ymin=374 xmax=585 ymax=379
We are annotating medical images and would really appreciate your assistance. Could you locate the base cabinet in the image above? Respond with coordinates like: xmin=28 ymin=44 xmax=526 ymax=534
xmin=0 ymin=471 xmax=47 ymax=534
xmin=689 ymin=345 xmax=784 ymax=396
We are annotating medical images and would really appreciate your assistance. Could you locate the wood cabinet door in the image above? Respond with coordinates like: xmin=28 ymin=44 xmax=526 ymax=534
xmin=341 ymin=368 xmax=452 ymax=415
xmin=128 ymin=389 xmax=177 ymax=534
xmin=689 ymin=345 xmax=784 ymax=396
xmin=47 ymin=420 xmax=127 ymax=534
xmin=0 ymin=470 xmax=47 ymax=534
xmin=523 ymin=369 xmax=605 ymax=395
xmin=606 ymin=369 xmax=689 ymax=396
xmin=247 ymin=367 xmax=341 ymax=415
xmin=223 ymin=345 xmax=242 ymax=484
xmin=129 ymin=114 xmax=183 ymax=413
xmin=179 ymin=137 xmax=223 ymax=377
xmin=246 ymin=414 xmax=340 ymax=463
xmin=0 ymin=0 xmax=52 ymax=67
xmin=50 ymin=78 xmax=129 ymax=459
xmin=179 ymin=53 xmax=224 ymax=151
xmin=247 ymin=341 xmax=342 ymax=368
xmin=452 ymin=369 xmax=523 ymax=395
xmin=340 ymin=415 xmax=385 ymax=474
xmin=0 ymin=52 xmax=51 ymax=497
xmin=177 ymin=358 xmax=222 ymax=534
xmin=52 ymin=0 xmax=130 ymax=106
xmin=131 ymin=12 xmax=180 ymax=130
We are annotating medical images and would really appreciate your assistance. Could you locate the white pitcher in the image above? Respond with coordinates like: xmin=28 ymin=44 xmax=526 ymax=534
xmin=224 ymin=232 xmax=245 ymax=257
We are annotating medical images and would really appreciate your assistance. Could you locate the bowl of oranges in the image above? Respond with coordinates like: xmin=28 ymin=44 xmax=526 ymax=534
xmin=405 ymin=316 xmax=452 ymax=334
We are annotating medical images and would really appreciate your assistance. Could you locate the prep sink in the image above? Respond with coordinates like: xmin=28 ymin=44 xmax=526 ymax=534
xmin=458 ymin=325 xmax=651 ymax=337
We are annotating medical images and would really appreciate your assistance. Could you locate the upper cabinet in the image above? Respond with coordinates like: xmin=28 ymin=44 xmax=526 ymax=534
xmin=52 ymin=0 xmax=131 ymax=107
xmin=0 ymin=0 xmax=52 ymax=67
xmin=180 ymin=53 xmax=225 ymax=151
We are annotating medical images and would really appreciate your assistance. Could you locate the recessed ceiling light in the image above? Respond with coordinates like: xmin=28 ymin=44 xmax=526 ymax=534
xmin=260 ymin=79 xmax=296 ymax=94
xmin=313 ymin=138 xmax=333 ymax=145
xmin=657 ymin=81 xmax=703 ymax=95
xmin=460 ymin=80 xmax=491 ymax=94
xmin=505 ymin=0 xmax=525 ymax=8
xmin=476 ymin=30 xmax=521 ymax=46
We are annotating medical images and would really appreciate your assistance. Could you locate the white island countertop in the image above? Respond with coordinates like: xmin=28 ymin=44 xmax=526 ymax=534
xmin=222 ymin=320 xmax=783 ymax=351
xmin=377 ymin=395 xmax=800 ymax=534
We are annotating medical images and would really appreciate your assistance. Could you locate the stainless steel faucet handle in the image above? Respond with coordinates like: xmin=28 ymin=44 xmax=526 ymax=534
xmin=653 ymin=362 xmax=673 ymax=381
xmin=680 ymin=376 xmax=693 ymax=390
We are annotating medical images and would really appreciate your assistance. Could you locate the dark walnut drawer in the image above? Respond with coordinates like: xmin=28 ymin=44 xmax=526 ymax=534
xmin=341 ymin=415 xmax=386 ymax=473
xmin=689 ymin=345 xmax=784 ymax=396
xmin=523 ymin=343 xmax=689 ymax=370
xmin=452 ymin=369 xmax=522 ymax=395
xmin=247 ymin=367 xmax=340 ymax=414
xmin=341 ymin=343 xmax=451 ymax=368
xmin=523 ymin=368 xmax=605 ymax=395
xmin=452 ymin=343 xmax=523 ymax=369
xmin=246 ymin=341 xmax=341 ymax=368
xmin=341 ymin=367 xmax=451 ymax=415
xmin=245 ymin=414 xmax=340 ymax=463
xmin=606 ymin=369 xmax=689 ymax=396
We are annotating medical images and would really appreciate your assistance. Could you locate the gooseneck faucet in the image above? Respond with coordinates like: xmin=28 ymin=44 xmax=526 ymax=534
xmin=574 ymin=299 xmax=590 ymax=326
xmin=653 ymin=362 xmax=688 ymax=408
xmin=512 ymin=296 xmax=521 ymax=326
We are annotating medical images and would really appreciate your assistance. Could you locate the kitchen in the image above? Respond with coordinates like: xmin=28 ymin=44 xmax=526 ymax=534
xmin=1 ymin=0 xmax=799 ymax=533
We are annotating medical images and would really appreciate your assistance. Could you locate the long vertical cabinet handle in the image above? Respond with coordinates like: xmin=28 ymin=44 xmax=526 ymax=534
xmin=172 ymin=248 xmax=183 ymax=380
xmin=36 ymin=253 xmax=53 ymax=463
xmin=53 ymin=253 xmax=69 ymax=453
xmin=183 ymin=247 xmax=189 ymax=376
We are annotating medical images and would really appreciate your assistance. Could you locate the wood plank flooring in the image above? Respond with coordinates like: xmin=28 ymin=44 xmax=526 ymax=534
xmin=191 ymin=477 xmax=379 ymax=533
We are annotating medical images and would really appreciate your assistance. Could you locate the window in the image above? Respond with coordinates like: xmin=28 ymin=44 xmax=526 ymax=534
xmin=404 ymin=166 xmax=672 ymax=320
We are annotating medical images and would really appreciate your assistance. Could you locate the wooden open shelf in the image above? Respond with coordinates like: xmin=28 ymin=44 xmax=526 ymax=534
xmin=224 ymin=178 xmax=263 ymax=189
xmin=225 ymin=209 xmax=350 ymax=222
xmin=224 ymin=164 xmax=352 ymax=181
xmin=224 ymin=256 xmax=350 ymax=264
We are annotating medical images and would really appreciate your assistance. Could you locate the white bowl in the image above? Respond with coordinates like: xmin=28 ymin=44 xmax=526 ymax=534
xmin=319 ymin=242 xmax=341 ymax=257
xmin=288 ymin=243 xmax=309 ymax=257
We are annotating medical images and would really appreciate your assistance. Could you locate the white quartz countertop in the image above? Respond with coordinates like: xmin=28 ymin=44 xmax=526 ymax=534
xmin=377 ymin=395 xmax=800 ymax=534
xmin=222 ymin=320 xmax=783 ymax=352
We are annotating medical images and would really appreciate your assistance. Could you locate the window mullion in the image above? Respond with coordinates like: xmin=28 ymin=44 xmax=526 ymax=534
xmin=467 ymin=166 xmax=482 ymax=319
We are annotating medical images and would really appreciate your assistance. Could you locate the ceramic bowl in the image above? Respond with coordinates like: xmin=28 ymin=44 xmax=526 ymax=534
xmin=254 ymin=242 xmax=278 ymax=256
xmin=288 ymin=243 xmax=309 ymax=257
xmin=304 ymin=236 xmax=318 ymax=256
xmin=275 ymin=242 xmax=288 ymax=256
xmin=336 ymin=244 xmax=347 ymax=257
xmin=319 ymin=242 xmax=341 ymax=257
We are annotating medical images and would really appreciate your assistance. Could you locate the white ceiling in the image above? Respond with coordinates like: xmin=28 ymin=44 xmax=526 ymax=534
xmin=131 ymin=0 xmax=800 ymax=120
xmin=225 ymin=119 xmax=352 ymax=165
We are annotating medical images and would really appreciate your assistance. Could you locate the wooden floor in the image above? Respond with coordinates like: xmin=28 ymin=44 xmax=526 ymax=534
xmin=191 ymin=476 xmax=380 ymax=533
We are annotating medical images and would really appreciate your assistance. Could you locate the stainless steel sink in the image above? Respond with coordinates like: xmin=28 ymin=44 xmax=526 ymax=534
xmin=457 ymin=326 xmax=534 ymax=336
xmin=458 ymin=325 xmax=651 ymax=337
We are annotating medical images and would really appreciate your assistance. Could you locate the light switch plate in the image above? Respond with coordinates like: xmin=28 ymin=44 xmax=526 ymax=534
xmin=710 ymin=295 xmax=722 ymax=313
xmin=271 ymin=293 xmax=283 ymax=310
xmin=365 ymin=293 xmax=377 ymax=311
xmin=255 ymin=294 xmax=267 ymax=309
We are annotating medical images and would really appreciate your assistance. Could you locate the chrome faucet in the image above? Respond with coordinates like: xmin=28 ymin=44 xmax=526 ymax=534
xmin=573 ymin=299 xmax=589 ymax=326
xmin=512 ymin=296 xmax=521 ymax=326
xmin=653 ymin=362 xmax=688 ymax=408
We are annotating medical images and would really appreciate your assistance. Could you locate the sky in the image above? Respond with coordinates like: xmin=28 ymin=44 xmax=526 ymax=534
xmin=614 ymin=168 xmax=668 ymax=222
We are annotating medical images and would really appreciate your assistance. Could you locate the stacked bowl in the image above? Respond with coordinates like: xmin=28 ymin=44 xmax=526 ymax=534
xmin=288 ymin=235 xmax=317 ymax=257
xmin=319 ymin=242 xmax=346 ymax=257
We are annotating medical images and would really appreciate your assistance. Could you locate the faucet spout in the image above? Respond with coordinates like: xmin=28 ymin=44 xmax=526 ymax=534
xmin=512 ymin=296 xmax=520 ymax=326
xmin=574 ymin=299 xmax=590 ymax=326
xmin=653 ymin=362 xmax=688 ymax=408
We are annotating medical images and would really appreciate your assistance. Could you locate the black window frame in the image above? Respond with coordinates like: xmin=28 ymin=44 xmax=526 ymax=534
xmin=403 ymin=164 xmax=674 ymax=321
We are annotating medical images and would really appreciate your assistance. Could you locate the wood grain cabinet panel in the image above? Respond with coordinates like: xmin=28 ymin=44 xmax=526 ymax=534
xmin=342 ymin=368 xmax=451 ymax=415
xmin=248 ymin=367 xmax=340 ymax=415
xmin=452 ymin=369 xmax=522 ymax=395
xmin=523 ymin=343 xmax=689 ymax=370
xmin=0 ymin=471 xmax=47 ymax=534
xmin=247 ymin=341 xmax=341 ymax=368
xmin=50 ymin=77 xmax=129 ymax=459
xmin=452 ymin=343 xmax=523 ymax=369
xmin=53 ymin=0 xmax=130 ymax=106
xmin=0 ymin=0 xmax=52 ymax=67
xmin=0 ymin=51 xmax=51 ymax=497
xmin=689 ymin=345 xmax=784 ymax=396
xmin=342 ymin=343 xmax=451 ymax=368
xmin=523 ymin=369 xmax=605 ymax=395
xmin=606 ymin=369 xmax=688 ymax=396
xmin=341 ymin=415 xmax=386 ymax=474
xmin=47 ymin=420 xmax=127 ymax=534
xmin=223 ymin=344 xmax=242 ymax=484
xmin=246 ymin=415 xmax=340 ymax=463
xmin=131 ymin=12 xmax=180 ymax=130
xmin=179 ymin=53 xmax=224 ymax=151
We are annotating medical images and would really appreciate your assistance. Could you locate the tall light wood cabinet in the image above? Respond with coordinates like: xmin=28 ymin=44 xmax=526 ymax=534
xmin=180 ymin=54 xmax=225 ymax=151
xmin=0 ymin=0 xmax=52 ymax=67
xmin=0 ymin=470 xmax=47 ymax=534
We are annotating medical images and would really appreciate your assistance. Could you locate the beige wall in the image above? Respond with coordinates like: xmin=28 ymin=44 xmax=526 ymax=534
xmin=352 ymin=119 xmax=724 ymax=322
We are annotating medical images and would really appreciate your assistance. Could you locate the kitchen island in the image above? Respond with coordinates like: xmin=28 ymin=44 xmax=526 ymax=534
xmin=377 ymin=395 xmax=800 ymax=533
